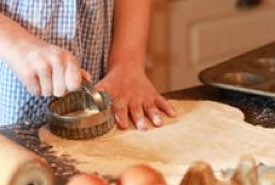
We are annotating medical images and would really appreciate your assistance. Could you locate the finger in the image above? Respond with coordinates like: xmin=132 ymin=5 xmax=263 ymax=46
xmin=95 ymin=78 xmax=110 ymax=92
xmin=52 ymin=55 xmax=67 ymax=97
xmin=81 ymin=69 xmax=92 ymax=82
xmin=144 ymin=102 xmax=163 ymax=127
xmin=129 ymin=101 xmax=148 ymax=131
xmin=35 ymin=62 xmax=52 ymax=97
xmin=65 ymin=57 xmax=82 ymax=91
xmin=155 ymin=95 xmax=177 ymax=117
xmin=23 ymin=72 xmax=41 ymax=96
xmin=113 ymin=100 xmax=129 ymax=130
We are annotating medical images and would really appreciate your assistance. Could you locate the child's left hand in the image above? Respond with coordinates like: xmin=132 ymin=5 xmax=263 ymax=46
xmin=96 ymin=64 xmax=176 ymax=130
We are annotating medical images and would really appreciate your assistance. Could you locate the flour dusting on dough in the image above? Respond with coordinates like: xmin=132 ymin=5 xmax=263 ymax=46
xmin=39 ymin=100 xmax=275 ymax=185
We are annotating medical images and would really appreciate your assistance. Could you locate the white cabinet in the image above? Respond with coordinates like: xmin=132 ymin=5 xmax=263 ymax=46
xmin=147 ymin=0 xmax=275 ymax=92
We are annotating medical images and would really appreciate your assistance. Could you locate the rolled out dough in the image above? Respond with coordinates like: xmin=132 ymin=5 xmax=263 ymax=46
xmin=39 ymin=100 xmax=275 ymax=185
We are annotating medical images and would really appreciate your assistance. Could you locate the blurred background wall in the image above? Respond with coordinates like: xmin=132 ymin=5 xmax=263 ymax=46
xmin=146 ymin=0 xmax=275 ymax=92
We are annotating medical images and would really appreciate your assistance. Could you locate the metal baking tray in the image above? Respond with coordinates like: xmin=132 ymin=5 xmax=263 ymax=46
xmin=199 ymin=41 xmax=275 ymax=98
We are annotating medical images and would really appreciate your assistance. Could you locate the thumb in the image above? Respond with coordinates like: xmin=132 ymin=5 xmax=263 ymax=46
xmin=94 ymin=80 xmax=107 ymax=92
xmin=81 ymin=69 xmax=92 ymax=83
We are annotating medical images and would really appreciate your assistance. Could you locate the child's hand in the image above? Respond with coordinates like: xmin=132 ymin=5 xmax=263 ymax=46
xmin=0 ymin=14 xmax=91 ymax=97
xmin=6 ymin=38 xmax=91 ymax=97
xmin=96 ymin=65 xmax=176 ymax=130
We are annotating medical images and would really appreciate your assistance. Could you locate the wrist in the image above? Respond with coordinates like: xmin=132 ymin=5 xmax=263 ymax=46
xmin=1 ymin=33 xmax=44 ymax=66
xmin=109 ymin=61 xmax=145 ymax=74
xmin=108 ymin=59 xmax=145 ymax=74
xmin=0 ymin=15 xmax=44 ymax=65
xmin=108 ymin=51 xmax=146 ymax=72
xmin=2 ymin=39 xmax=30 ymax=65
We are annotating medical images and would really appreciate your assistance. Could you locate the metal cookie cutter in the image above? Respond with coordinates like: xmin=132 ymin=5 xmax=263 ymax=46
xmin=47 ymin=81 xmax=115 ymax=140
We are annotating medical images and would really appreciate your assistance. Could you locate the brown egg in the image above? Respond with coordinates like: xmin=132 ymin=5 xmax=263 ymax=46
xmin=67 ymin=174 xmax=107 ymax=185
xmin=117 ymin=164 xmax=167 ymax=185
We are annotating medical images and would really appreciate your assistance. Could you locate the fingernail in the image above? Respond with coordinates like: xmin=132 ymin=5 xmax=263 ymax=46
xmin=115 ymin=115 xmax=128 ymax=130
xmin=136 ymin=118 xmax=147 ymax=131
xmin=153 ymin=115 xmax=162 ymax=126
xmin=114 ymin=114 xmax=120 ymax=123
xmin=170 ymin=108 xmax=177 ymax=117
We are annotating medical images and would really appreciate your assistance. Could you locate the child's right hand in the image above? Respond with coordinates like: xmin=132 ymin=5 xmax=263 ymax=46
xmin=0 ymin=14 xmax=91 ymax=97
xmin=8 ymin=39 xmax=91 ymax=97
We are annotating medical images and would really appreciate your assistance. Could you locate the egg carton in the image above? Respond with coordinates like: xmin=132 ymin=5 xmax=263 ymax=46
xmin=180 ymin=155 xmax=275 ymax=185
xmin=199 ymin=42 xmax=275 ymax=98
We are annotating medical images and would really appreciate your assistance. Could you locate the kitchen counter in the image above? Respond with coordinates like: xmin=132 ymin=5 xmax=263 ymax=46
xmin=1 ymin=85 xmax=275 ymax=185
xmin=167 ymin=85 xmax=275 ymax=128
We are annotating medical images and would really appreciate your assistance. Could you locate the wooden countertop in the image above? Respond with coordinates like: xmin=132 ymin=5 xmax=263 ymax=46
xmin=1 ymin=85 xmax=275 ymax=184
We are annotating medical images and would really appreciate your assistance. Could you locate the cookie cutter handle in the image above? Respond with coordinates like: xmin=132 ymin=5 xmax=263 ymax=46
xmin=81 ymin=79 xmax=106 ymax=111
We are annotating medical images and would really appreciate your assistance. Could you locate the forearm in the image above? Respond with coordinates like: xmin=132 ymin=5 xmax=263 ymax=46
xmin=97 ymin=1 xmax=176 ymax=130
xmin=0 ymin=14 xmax=35 ymax=64
xmin=108 ymin=0 xmax=152 ymax=70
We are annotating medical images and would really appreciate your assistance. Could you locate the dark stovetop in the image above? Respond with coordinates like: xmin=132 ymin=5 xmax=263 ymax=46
xmin=1 ymin=85 xmax=275 ymax=184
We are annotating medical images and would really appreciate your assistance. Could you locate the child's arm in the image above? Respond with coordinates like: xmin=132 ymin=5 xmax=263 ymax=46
xmin=96 ymin=0 xmax=176 ymax=130
xmin=0 ymin=14 xmax=90 ymax=97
